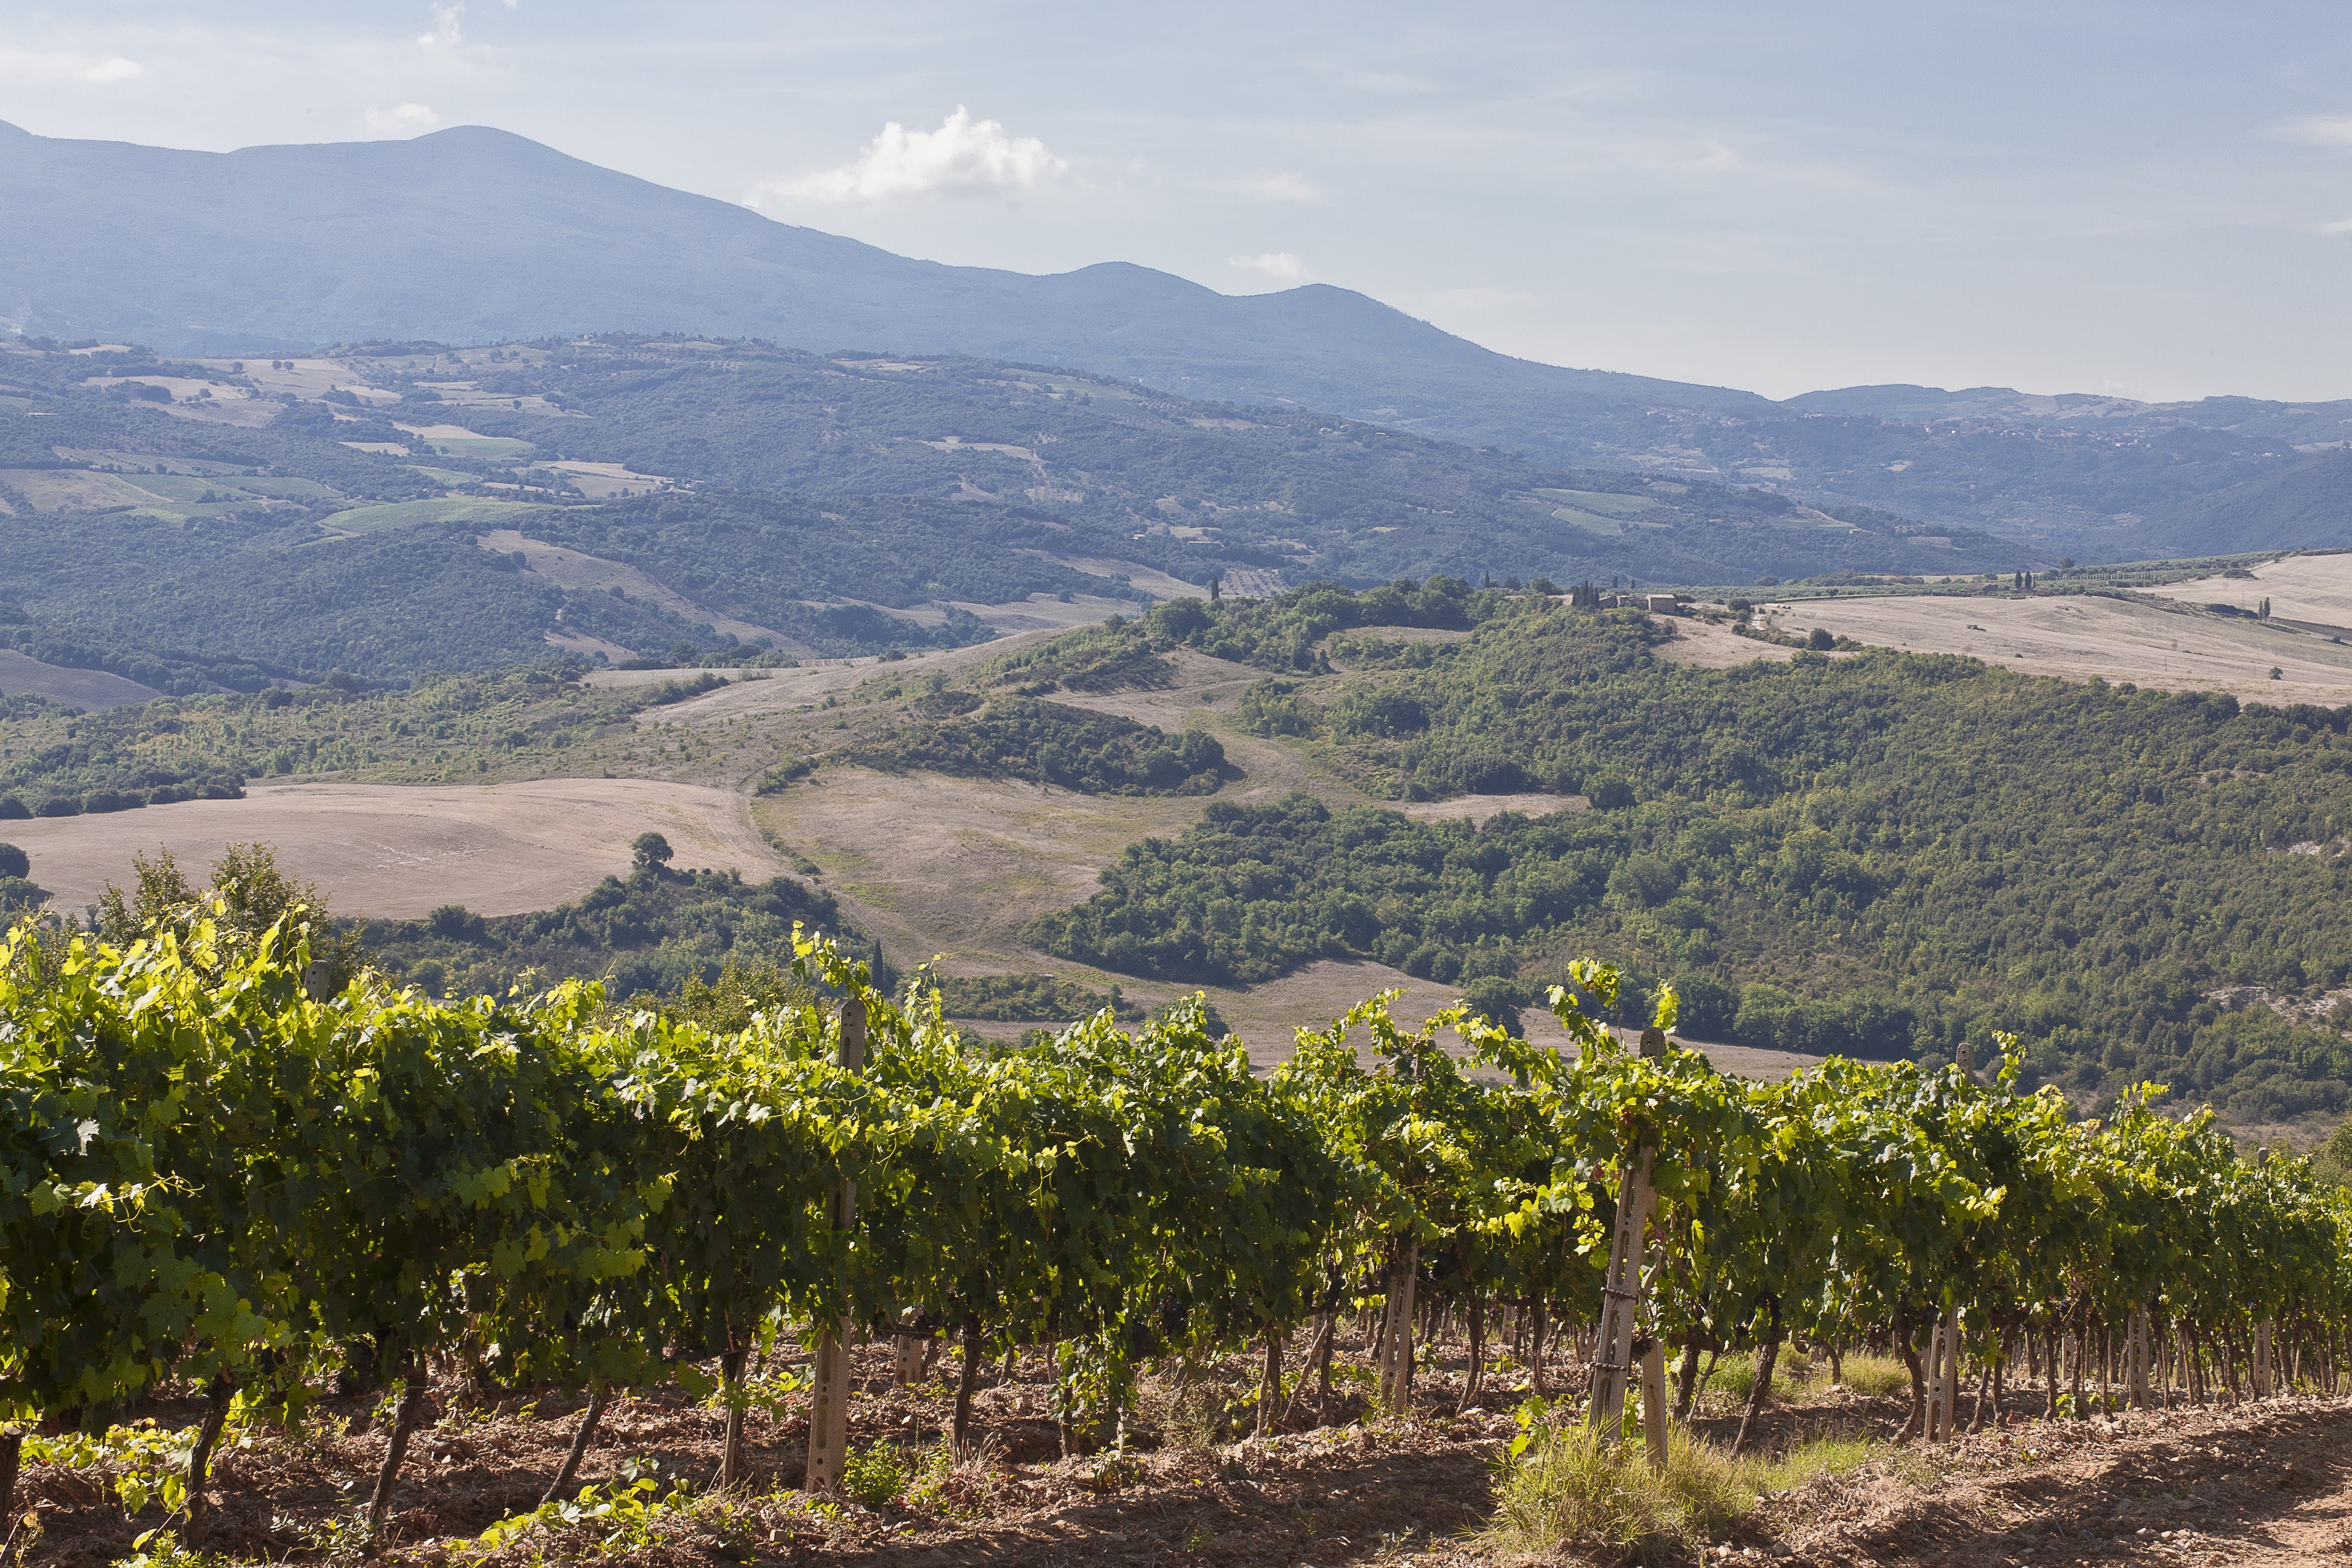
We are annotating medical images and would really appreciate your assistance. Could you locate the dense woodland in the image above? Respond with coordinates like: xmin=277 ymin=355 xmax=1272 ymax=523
xmin=1027 ymin=588 xmax=2352 ymax=1122
xmin=388 ymin=339 xmax=2017 ymax=586
xmin=839 ymin=692 xmax=1230 ymax=796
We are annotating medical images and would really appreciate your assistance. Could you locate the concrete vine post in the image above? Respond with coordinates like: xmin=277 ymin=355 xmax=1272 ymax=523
xmin=805 ymin=994 xmax=866 ymax=1493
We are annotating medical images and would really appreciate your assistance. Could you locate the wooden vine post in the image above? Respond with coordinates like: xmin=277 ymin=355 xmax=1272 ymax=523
xmin=805 ymin=994 xmax=866 ymax=1493
xmin=1925 ymin=1037 xmax=1973 ymax=1444
xmin=1587 ymin=1023 xmax=1670 ymax=1474
xmin=2127 ymin=1306 xmax=2152 ymax=1410
xmin=1376 ymin=1238 xmax=1419 ymax=1413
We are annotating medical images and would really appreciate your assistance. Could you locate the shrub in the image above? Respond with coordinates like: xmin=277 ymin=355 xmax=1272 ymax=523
xmin=1235 ymin=679 xmax=1315 ymax=738
xmin=841 ymin=1439 xmax=909 ymax=1508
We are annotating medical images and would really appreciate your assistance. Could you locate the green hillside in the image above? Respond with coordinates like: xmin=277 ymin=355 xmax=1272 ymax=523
xmin=1023 ymin=588 xmax=2352 ymax=1124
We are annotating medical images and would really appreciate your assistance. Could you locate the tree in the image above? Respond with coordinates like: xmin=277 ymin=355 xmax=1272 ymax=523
xmin=632 ymin=831 xmax=674 ymax=870
xmin=0 ymin=844 xmax=25 ymax=880
xmin=96 ymin=844 xmax=362 ymax=986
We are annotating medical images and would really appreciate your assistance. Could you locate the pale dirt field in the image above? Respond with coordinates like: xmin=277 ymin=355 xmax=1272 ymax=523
xmin=192 ymin=357 xmax=398 ymax=404
xmin=944 ymin=591 xmax=1160 ymax=633
xmin=1653 ymin=615 xmax=1800 ymax=670
xmin=1024 ymin=550 xmax=1205 ymax=601
xmin=1 ymin=779 xmax=783 ymax=920
xmin=2145 ymin=551 xmax=2352 ymax=631
xmin=0 ymin=467 xmax=180 ymax=510
xmin=476 ymin=528 xmax=807 ymax=652
xmin=387 ymin=422 xmax=493 ymax=441
xmin=1397 ymin=791 xmax=1586 ymax=824
xmin=1763 ymin=593 xmax=2352 ymax=706
xmin=754 ymin=765 xmax=1206 ymax=971
xmin=541 ymin=459 xmax=678 ymax=499
xmin=0 ymin=650 xmax=164 ymax=710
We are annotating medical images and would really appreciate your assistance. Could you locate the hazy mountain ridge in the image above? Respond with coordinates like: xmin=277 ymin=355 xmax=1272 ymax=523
xmin=4 ymin=115 xmax=2350 ymax=565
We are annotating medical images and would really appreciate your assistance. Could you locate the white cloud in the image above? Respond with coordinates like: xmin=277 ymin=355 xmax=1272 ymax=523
xmin=754 ymin=107 xmax=1068 ymax=206
xmin=2320 ymin=217 xmax=2352 ymax=236
xmin=365 ymin=103 xmax=440 ymax=134
xmin=1214 ymin=171 xmax=1323 ymax=203
xmin=1228 ymin=252 xmax=1310 ymax=285
xmin=0 ymin=48 xmax=149 ymax=85
xmin=2278 ymin=113 xmax=2352 ymax=147
xmin=419 ymin=3 xmax=465 ymax=48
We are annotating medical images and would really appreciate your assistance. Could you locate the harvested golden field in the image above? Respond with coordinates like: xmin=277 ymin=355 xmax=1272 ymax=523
xmin=0 ymin=648 xmax=163 ymax=710
xmin=1 ymin=778 xmax=780 ymax=919
xmin=2144 ymin=550 xmax=2352 ymax=631
xmin=1760 ymin=592 xmax=2352 ymax=705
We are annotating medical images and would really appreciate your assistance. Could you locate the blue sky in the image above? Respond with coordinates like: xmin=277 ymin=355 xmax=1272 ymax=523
xmin=4 ymin=0 xmax=2350 ymax=401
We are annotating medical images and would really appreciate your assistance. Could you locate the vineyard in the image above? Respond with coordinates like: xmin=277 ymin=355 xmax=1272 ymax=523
xmin=4 ymin=901 xmax=2352 ymax=1566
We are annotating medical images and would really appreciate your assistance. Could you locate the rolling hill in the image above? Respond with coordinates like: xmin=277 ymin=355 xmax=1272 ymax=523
xmin=9 ymin=117 xmax=2352 ymax=562
xmin=0 ymin=336 xmax=2023 ymax=684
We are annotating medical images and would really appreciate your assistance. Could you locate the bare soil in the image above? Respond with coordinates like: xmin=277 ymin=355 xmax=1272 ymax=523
xmin=0 ymin=778 xmax=782 ymax=919
xmin=1768 ymin=1396 xmax=2352 ymax=1568
xmin=19 ymin=1328 xmax=2343 ymax=1568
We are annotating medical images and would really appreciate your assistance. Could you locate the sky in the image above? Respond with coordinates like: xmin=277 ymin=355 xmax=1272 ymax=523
xmin=3 ymin=1 xmax=2351 ymax=403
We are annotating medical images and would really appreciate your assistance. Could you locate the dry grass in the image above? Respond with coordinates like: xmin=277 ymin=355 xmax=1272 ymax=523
xmin=1836 ymin=1351 xmax=1916 ymax=1400
xmin=1488 ymin=1416 xmax=1882 ymax=1563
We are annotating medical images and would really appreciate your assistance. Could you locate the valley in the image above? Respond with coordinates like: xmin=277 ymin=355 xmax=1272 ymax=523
xmin=5 ymin=91 xmax=2352 ymax=1568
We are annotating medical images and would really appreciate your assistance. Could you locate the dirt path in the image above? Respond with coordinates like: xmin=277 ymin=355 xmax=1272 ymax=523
xmin=24 ymin=1331 xmax=2345 ymax=1568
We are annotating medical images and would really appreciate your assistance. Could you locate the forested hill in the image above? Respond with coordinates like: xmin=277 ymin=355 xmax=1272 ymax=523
xmin=0 ymin=336 xmax=2014 ymax=684
xmin=1020 ymin=586 xmax=2352 ymax=1125
xmin=353 ymin=337 xmax=2012 ymax=587
xmin=9 ymin=119 xmax=2352 ymax=561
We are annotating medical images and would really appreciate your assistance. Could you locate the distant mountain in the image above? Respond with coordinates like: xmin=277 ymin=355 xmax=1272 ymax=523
xmin=0 ymin=118 xmax=1762 ymax=423
xmin=6 ymin=117 xmax=2352 ymax=560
